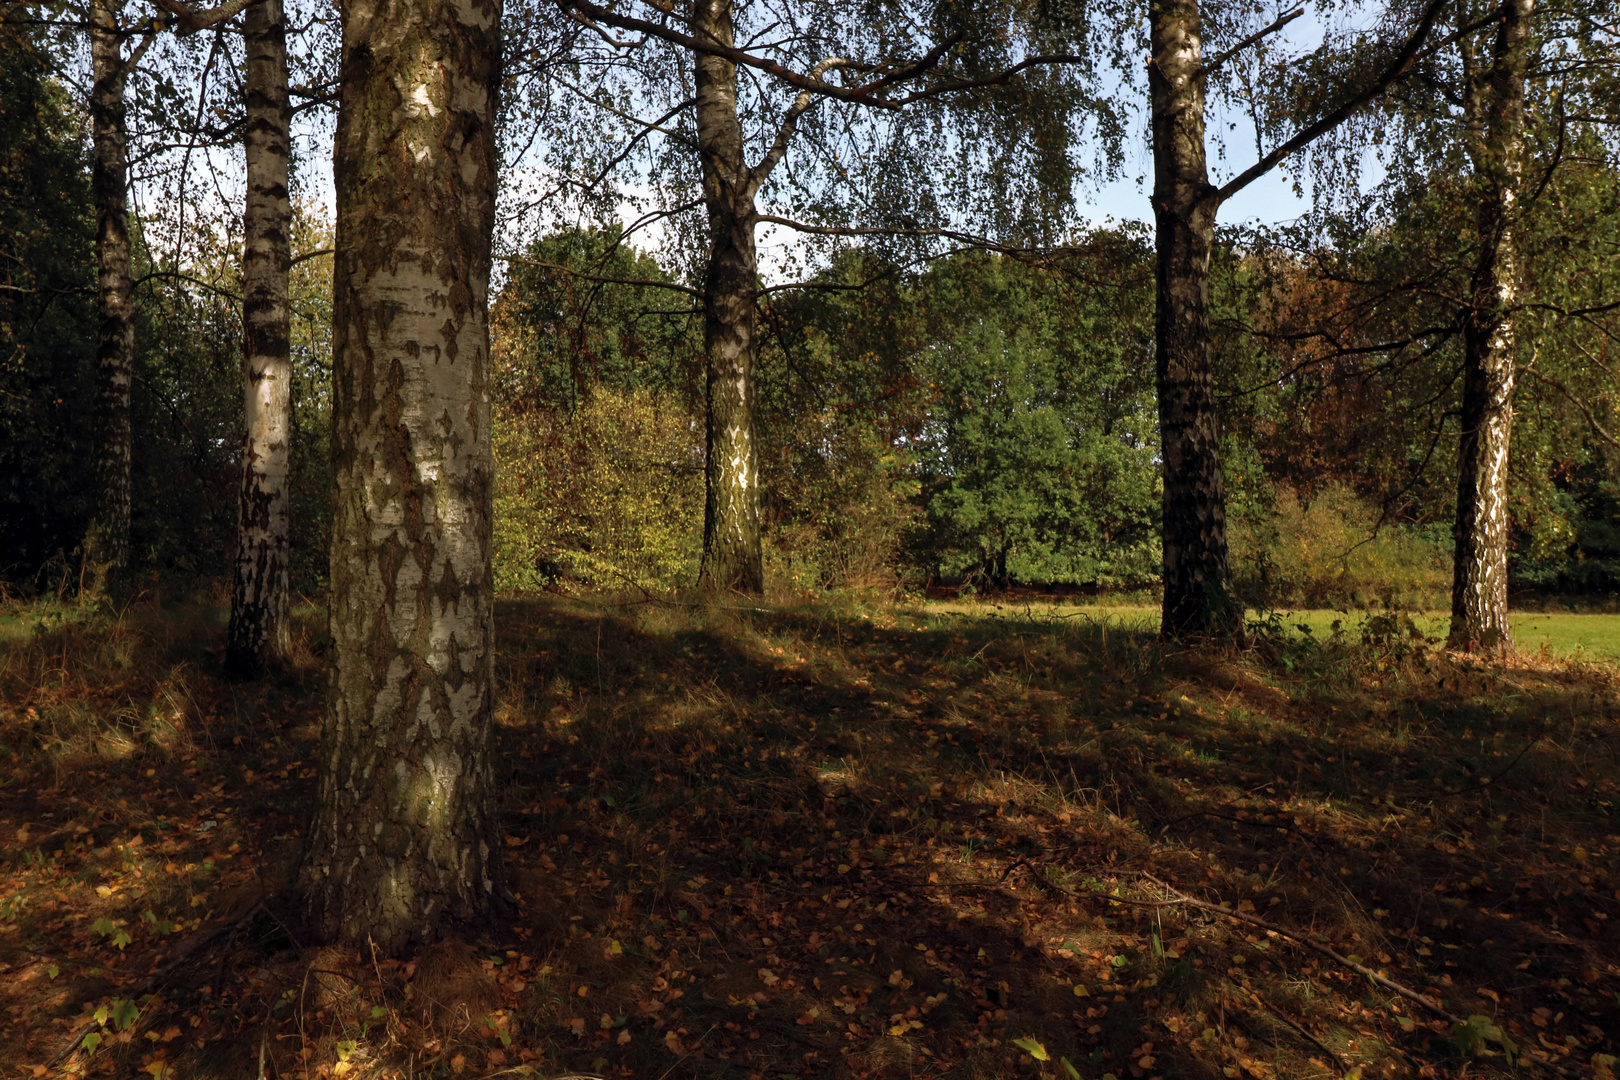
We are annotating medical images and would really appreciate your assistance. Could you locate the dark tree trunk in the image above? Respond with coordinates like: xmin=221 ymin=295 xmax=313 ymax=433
xmin=226 ymin=0 xmax=293 ymax=674
xmin=298 ymin=0 xmax=506 ymax=953
xmin=1150 ymin=0 xmax=1240 ymax=640
xmin=693 ymin=0 xmax=764 ymax=594
xmin=1449 ymin=0 xmax=1530 ymax=652
xmin=84 ymin=0 xmax=134 ymax=578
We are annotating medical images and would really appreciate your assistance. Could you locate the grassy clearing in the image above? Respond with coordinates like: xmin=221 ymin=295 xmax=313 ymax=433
xmin=1 ymin=593 xmax=1619 ymax=1080
xmin=926 ymin=601 xmax=1620 ymax=660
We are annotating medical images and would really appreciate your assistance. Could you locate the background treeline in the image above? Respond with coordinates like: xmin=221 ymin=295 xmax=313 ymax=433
xmin=4 ymin=19 xmax=1619 ymax=611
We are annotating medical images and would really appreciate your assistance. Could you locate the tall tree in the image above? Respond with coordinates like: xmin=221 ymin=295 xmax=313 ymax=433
xmin=525 ymin=0 xmax=1106 ymax=594
xmin=297 ymin=0 xmax=506 ymax=950
xmin=226 ymin=0 xmax=294 ymax=672
xmin=83 ymin=0 xmax=143 ymax=578
xmin=1149 ymin=0 xmax=1234 ymax=637
xmin=1146 ymin=0 xmax=1446 ymax=638
xmin=692 ymin=0 xmax=764 ymax=592
xmin=1449 ymin=0 xmax=1530 ymax=651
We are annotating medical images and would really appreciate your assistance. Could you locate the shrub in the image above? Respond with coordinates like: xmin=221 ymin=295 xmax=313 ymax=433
xmin=764 ymin=418 xmax=922 ymax=597
xmin=493 ymin=388 xmax=703 ymax=594
xmin=1230 ymin=483 xmax=1450 ymax=610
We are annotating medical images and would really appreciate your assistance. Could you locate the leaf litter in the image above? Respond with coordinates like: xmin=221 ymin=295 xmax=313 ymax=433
xmin=0 ymin=593 xmax=1618 ymax=1079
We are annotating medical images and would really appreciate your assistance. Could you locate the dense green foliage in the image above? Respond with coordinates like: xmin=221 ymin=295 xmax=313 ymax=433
xmin=0 ymin=28 xmax=95 ymax=584
xmin=1 ymin=39 xmax=1617 ymax=610
xmin=488 ymin=233 xmax=1171 ymax=595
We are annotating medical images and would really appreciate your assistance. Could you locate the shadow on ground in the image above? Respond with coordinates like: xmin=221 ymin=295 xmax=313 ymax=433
xmin=1 ymin=592 xmax=1618 ymax=1079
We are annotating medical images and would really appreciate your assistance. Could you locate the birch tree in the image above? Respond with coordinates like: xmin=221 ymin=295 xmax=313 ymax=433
xmin=226 ymin=0 xmax=295 ymax=672
xmin=1261 ymin=0 xmax=1620 ymax=648
xmin=1446 ymin=0 xmax=1530 ymax=650
xmin=297 ymin=0 xmax=507 ymax=950
xmin=511 ymin=0 xmax=1112 ymax=594
xmin=1146 ymin=0 xmax=1447 ymax=638
xmin=82 ymin=0 xmax=153 ymax=578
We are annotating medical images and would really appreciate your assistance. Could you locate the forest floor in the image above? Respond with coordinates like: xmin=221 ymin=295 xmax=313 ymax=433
xmin=2 ymin=591 xmax=1620 ymax=1080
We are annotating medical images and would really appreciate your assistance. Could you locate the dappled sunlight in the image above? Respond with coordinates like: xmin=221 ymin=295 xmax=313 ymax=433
xmin=1 ymin=595 xmax=1619 ymax=1078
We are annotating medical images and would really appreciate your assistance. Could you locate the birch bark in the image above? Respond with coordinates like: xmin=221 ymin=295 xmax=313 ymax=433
xmin=1449 ymin=0 xmax=1531 ymax=652
xmin=84 ymin=0 xmax=134 ymax=577
xmin=1150 ymin=0 xmax=1241 ymax=639
xmin=693 ymin=0 xmax=764 ymax=594
xmin=298 ymin=0 xmax=506 ymax=951
xmin=226 ymin=0 xmax=293 ymax=673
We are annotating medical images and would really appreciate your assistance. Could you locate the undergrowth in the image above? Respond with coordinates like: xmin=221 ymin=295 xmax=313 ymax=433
xmin=1 ymin=593 xmax=1618 ymax=1080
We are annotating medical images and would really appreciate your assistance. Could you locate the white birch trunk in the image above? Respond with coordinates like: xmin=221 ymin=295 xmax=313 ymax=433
xmin=227 ymin=0 xmax=294 ymax=672
xmin=298 ymin=0 xmax=507 ymax=952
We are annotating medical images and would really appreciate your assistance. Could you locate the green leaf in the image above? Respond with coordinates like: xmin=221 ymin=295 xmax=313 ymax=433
xmin=81 ymin=1032 xmax=103 ymax=1055
xmin=46 ymin=965 xmax=59 ymax=979
xmin=1061 ymin=1056 xmax=1082 ymax=1079
xmin=1451 ymin=1015 xmax=1515 ymax=1064
xmin=1150 ymin=932 xmax=1163 ymax=958
xmin=1110 ymin=954 xmax=1129 ymax=968
xmin=111 ymin=930 xmax=132 ymax=950
xmin=90 ymin=916 xmax=116 ymax=937
xmin=1012 ymin=1037 xmax=1050 ymax=1061
xmin=111 ymin=998 xmax=140 ymax=1032
xmin=336 ymin=1039 xmax=357 ymax=1062
xmin=370 ymin=1005 xmax=388 ymax=1019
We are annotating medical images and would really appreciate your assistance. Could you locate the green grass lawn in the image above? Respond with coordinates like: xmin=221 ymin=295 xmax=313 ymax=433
xmin=923 ymin=600 xmax=1620 ymax=659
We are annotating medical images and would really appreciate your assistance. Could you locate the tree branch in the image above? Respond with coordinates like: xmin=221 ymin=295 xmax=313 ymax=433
xmin=1523 ymin=367 xmax=1620 ymax=449
xmin=560 ymin=0 xmax=1085 ymax=111
xmin=1203 ymin=6 xmax=1305 ymax=77
xmin=148 ymin=0 xmax=253 ymax=35
xmin=749 ymin=57 xmax=866 ymax=195
xmin=1213 ymin=0 xmax=1454 ymax=206
xmin=754 ymin=212 xmax=1015 ymax=253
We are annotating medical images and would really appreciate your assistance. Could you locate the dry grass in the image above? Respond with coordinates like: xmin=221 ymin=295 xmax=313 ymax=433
xmin=1 ymin=592 xmax=1618 ymax=1080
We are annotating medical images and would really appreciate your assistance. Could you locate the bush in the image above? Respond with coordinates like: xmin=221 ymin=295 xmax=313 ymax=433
xmin=493 ymin=388 xmax=704 ymax=594
xmin=1230 ymin=483 xmax=1450 ymax=610
xmin=764 ymin=418 xmax=921 ymax=597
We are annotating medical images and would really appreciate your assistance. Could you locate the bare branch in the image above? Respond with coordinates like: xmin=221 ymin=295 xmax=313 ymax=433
xmin=561 ymin=0 xmax=906 ymax=108
xmin=134 ymin=268 xmax=243 ymax=303
xmin=755 ymin=212 xmax=1015 ymax=252
xmin=567 ymin=9 xmax=644 ymax=50
xmin=749 ymin=57 xmax=866 ymax=195
xmin=122 ymin=26 xmax=159 ymax=74
xmin=560 ymin=0 xmax=1086 ymax=111
xmin=289 ymin=248 xmax=332 ymax=267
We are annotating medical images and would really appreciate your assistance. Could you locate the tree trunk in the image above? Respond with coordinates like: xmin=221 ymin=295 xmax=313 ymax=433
xmin=84 ymin=0 xmax=134 ymax=578
xmin=226 ymin=0 xmax=293 ymax=674
xmin=1150 ymin=0 xmax=1240 ymax=640
xmin=1449 ymin=0 xmax=1530 ymax=652
xmin=693 ymin=0 xmax=764 ymax=594
xmin=298 ymin=0 xmax=506 ymax=953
